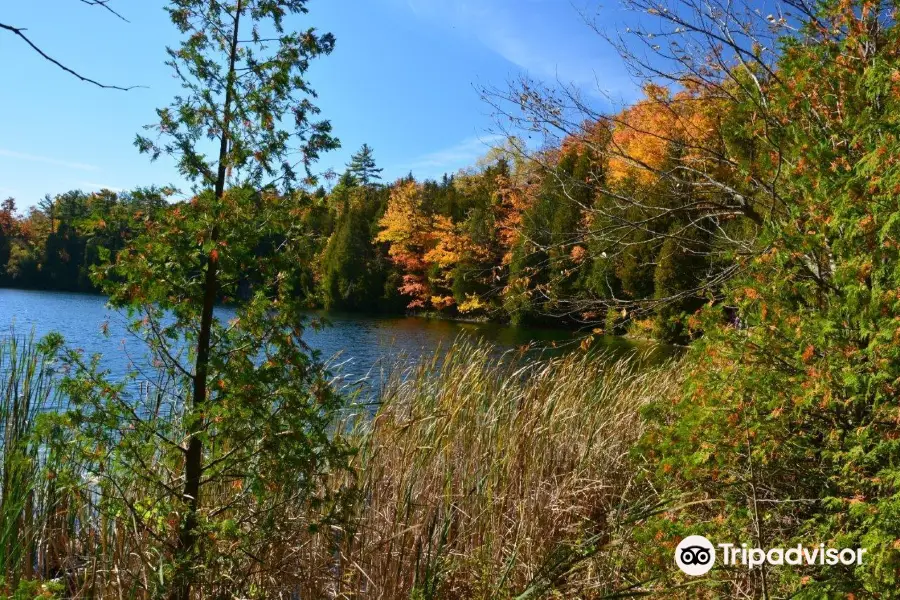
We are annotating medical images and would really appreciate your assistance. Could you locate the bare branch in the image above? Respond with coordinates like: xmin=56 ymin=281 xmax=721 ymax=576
xmin=0 ymin=21 xmax=141 ymax=90
xmin=79 ymin=0 xmax=130 ymax=22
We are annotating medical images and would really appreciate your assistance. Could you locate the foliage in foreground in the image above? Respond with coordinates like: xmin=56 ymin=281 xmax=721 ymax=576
xmin=0 ymin=334 xmax=58 ymax=593
xmin=99 ymin=1 xmax=347 ymax=598
xmin=1 ymin=333 xmax=687 ymax=599
xmin=626 ymin=2 xmax=900 ymax=598
xmin=0 ymin=332 xmax=355 ymax=598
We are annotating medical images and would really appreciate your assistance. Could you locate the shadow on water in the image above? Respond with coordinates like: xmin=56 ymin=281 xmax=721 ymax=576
xmin=0 ymin=289 xmax=679 ymax=400
xmin=307 ymin=311 xmax=680 ymax=403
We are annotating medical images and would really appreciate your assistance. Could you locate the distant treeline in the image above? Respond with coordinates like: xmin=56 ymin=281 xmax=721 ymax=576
xmin=0 ymin=189 xmax=170 ymax=293
xmin=1 ymin=126 xmax=728 ymax=343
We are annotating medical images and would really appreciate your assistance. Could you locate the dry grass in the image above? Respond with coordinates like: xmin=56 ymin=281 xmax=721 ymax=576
xmin=323 ymin=339 xmax=683 ymax=600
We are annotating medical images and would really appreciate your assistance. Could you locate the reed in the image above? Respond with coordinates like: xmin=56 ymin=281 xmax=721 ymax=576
xmin=323 ymin=338 xmax=683 ymax=599
xmin=0 ymin=334 xmax=183 ymax=597
xmin=0 ymin=333 xmax=64 ymax=594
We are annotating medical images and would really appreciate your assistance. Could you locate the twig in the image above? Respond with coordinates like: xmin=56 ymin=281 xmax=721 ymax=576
xmin=79 ymin=0 xmax=130 ymax=22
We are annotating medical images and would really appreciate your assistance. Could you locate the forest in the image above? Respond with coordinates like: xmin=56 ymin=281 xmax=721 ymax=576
xmin=1 ymin=110 xmax=732 ymax=345
xmin=2 ymin=0 xmax=900 ymax=598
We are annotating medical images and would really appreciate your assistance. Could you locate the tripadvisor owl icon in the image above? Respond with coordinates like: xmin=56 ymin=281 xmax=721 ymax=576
xmin=675 ymin=535 xmax=716 ymax=576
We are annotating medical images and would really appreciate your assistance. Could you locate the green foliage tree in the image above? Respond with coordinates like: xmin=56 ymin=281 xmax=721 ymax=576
xmin=504 ymin=146 xmax=596 ymax=324
xmin=650 ymin=224 xmax=708 ymax=343
xmin=321 ymin=188 xmax=377 ymax=310
xmin=57 ymin=1 xmax=351 ymax=597
xmin=0 ymin=190 xmax=166 ymax=291
xmin=632 ymin=1 xmax=900 ymax=596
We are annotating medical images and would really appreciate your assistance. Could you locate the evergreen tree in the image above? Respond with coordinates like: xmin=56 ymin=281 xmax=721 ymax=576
xmin=321 ymin=197 xmax=375 ymax=310
xmin=347 ymin=143 xmax=383 ymax=186
xmin=65 ymin=2 xmax=350 ymax=598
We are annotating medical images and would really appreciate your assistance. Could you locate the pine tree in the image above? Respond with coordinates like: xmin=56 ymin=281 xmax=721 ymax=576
xmin=321 ymin=196 xmax=374 ymax=310
xmin=347 ymin=143 xmax=383 ymax=186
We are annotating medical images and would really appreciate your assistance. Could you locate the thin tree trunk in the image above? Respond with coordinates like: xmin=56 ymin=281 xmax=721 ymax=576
xmin=172 ymin=3 xmax=242 ymax=599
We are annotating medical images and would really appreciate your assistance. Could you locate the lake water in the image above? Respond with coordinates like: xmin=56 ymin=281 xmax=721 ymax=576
xmin=0 ymin=289 xmax=669 ymax=392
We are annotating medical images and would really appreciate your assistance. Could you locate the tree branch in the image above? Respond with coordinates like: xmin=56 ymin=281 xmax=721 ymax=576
xmin=79 ymin=0 xmax=130 ymax=23
xmin=0 ymin=22 xmax=141 ymax=90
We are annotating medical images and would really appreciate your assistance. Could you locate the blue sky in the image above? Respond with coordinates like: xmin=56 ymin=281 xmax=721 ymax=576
xmin=0 ymin=0 xmax=635 ymax=208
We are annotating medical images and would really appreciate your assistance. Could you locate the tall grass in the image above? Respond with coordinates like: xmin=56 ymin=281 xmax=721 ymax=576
xmin=0 ymin=333 xmax=60 ymax=593
xmin=321 ymin=339 xmax=683 ymax=599
xmin=0 ymin=335 xmax=682 ymax=599
xmin=0 ymin=334 xmax=185 ymax=597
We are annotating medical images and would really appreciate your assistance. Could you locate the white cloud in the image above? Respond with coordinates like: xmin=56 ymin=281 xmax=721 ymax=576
xmin=404 ymin=0 xmax=611 ymax=88
xmin=401 ymin=134 xmax=506 ymax=174
xmin=0 ymin=149 xmax=100 ymax=172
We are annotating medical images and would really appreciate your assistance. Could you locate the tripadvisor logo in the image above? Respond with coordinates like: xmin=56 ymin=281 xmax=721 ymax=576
xmin=674 ymin=535 xmax=868 ymax=576
xmin=675 ymin=535 xmax=716 ymax=576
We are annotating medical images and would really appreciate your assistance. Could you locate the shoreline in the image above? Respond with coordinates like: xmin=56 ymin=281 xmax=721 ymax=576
xmin=0 ymin=285 xmax=678 ymax=347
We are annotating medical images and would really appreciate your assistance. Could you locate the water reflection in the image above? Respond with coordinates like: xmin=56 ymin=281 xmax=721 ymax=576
xmin=0 ymin=289 xmax=675 ymax=394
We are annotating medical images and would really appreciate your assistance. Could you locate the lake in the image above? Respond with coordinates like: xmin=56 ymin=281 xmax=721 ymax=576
xmin=0 ymin=289 xmax=670 ymax=391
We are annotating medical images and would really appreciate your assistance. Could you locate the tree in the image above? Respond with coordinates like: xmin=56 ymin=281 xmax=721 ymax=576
xmin=377 ymin=180 xmax=432 ymax=308
xmin=320 ymin=183 xmax=378 ymax=310
xmin=321 ymin=202 xmax=374 ymax=309
xmin=636 ymin=4 xmax=900 ymax=594
xmin=63 ymin=1 xmax=349 ymax=597
xmin=37 ymin=195 xmax=55 ymax=233
xmin=347 ymin=143 xmax=383 ymax=186
xmin=0 ymin=199 xmax=16 ymax=279
xmin=470 ymin=0 xmax=900 ymax=596
xmin=481 ymin=0 xmax=791 ymax=324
